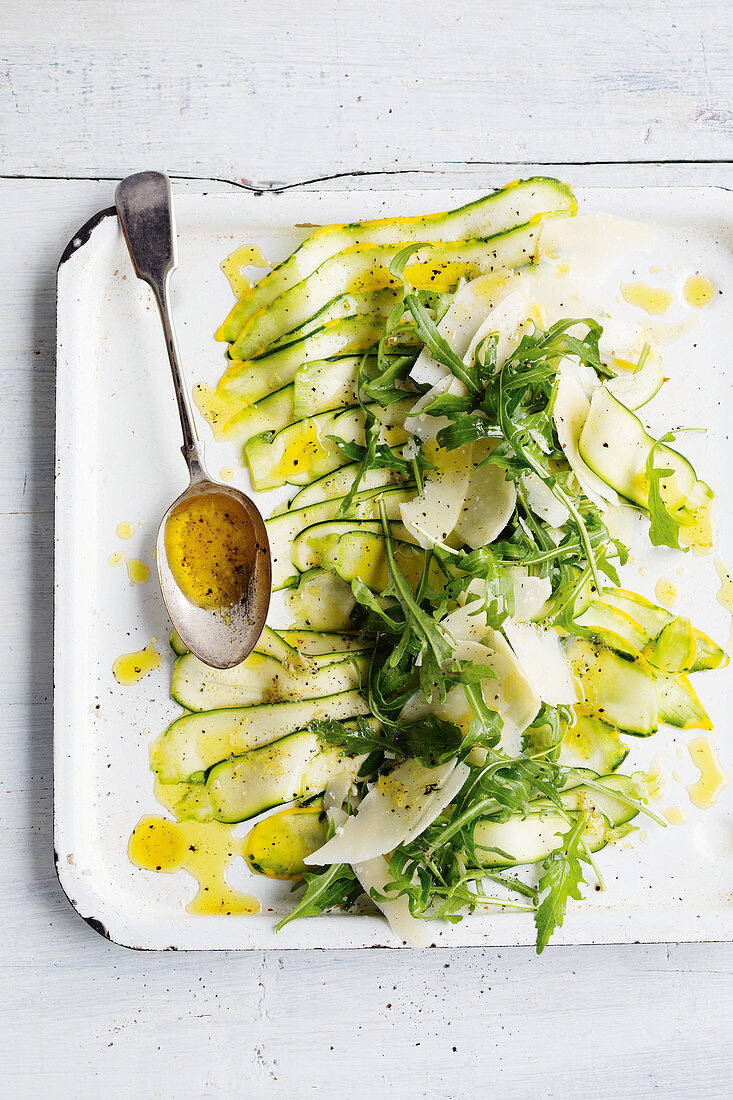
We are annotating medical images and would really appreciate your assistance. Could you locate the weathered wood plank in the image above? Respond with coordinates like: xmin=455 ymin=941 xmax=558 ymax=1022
xmin=1 ymin=0 xmax=731 ymax=184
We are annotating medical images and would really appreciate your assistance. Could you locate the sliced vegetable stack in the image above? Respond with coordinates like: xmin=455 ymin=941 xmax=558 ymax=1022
xmin=152 ymin=178 xmax=727 ymax=950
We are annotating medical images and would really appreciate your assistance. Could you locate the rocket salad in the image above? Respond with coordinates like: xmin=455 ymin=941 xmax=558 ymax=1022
xmin=150 ymin=178 xmax=727 ymax=950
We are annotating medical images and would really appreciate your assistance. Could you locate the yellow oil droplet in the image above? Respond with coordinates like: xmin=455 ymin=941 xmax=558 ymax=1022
xmin=654 ymin=577 xmax=679 ymax=608
xmin=150 ymin=636 xmax=157 ymax=644
xmin=108 ymin=550 xmax=125 ymax=568
xmin=221 ymin=244 xmax=269 ymax=298
xmin=663 ymin=806 xmax=688 ymax=825
xmin=164 ymin=492 xmax=253 ymax=611
xmin=274 ymin=419 xmax=331 ymax=479
xmin=129 ymin=815 xmax=186 ymax=870
xmin=129 ymin=814 xmax=260 ymax=915
xmin=126 ymin=558 xmax=150 ymax=585
xmin=621 ymin=282 xmax=672 ymax=315
xmin=116 ymin=521 xmax=134 ymax=540
xmin=713 ymin=557 xmax=733 ymax=651
xmin=112 ymin=644 xmax=162 ymax=685
xmin=683 ymin=274 xmax=715 ymax=309
xmin=220 ymin=466 xmax=235 ymax=482
xmin=686 ymin=736 xmax=729 ymax=809
xmin=638 ymin=565 xmax=648 ymax=577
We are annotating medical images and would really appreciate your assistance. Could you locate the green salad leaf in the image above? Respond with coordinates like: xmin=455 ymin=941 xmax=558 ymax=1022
xmin=645 ymin=432 xmax=687 ymax=551
xmin=534 ymin=811 xmax=590 ymax=953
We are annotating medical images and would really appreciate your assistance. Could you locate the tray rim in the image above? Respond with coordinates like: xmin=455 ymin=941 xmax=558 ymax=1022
xmin=54 ymin=180 xmax=733 ymax=951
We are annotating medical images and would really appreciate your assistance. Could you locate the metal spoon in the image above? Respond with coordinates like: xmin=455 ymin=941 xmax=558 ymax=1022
xmin=115 ymin=171 xmax=271 ymax=669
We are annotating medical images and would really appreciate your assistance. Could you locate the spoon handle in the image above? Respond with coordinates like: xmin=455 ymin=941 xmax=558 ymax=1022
xmin=115 ymin=171 xmax=205 ymax=480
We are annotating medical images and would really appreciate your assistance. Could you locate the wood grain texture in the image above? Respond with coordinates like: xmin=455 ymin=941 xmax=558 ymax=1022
xmin=1 ymin=0 xmax=733 ymax=1092
xmin=1 ymin=0 xmax=732 ymax=185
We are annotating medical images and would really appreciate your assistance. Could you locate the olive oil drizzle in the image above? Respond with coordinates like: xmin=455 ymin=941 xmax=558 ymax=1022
xmin=129 ymin=814 xmax=260 ymax=916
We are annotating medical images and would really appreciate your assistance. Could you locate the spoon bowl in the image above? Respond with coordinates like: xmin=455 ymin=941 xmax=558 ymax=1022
xmin=116 ymin=171 xmax=271 ymax=668
xmin=156 ymin=479 xmax=271 ymax=669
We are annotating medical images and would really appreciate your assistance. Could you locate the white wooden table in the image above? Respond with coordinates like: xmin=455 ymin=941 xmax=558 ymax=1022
xmin=2 ymin=2 xmax=732 ymax=1096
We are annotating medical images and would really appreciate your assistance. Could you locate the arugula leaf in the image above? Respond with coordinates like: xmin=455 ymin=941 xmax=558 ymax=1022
xmin=534 ymin=811 xmax=589 ymax=953
xmin=397 ymin=714 xmax=465 ymax=765
xmin=437 ymin=412 xmax=497 ymax=450
xmin=521 ymin=703 xmax=569 ymax=763
xmin=307 ymin=715 xmax=391 ymax=756
xmin=275 ymin=862 xmax=362 ymax=931
xmin=378 ymin=840 xmax=536 ymax=923
xmin=360 ymin=352 xmax=416 ymax=408
xmin=420 ymin=392 xmax=474 ymax=418
xmin=389 ymin=245 xmax=481 ymax=394
xmin=327 ymin=435 xmax=371 ymax=465
xmin=645 ymin=433 xmax=686 ymax=551
xmin=377 ymin=495 xmax=454 ymax=688
xmin=350 ymin=577 xmax=400 ymax=630
xmin=309 ymin=713 xmax=465 ymax=767
xmin=329 ymin=435 xmax=411 ymax=475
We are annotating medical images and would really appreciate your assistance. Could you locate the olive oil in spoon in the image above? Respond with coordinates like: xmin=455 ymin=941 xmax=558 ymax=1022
xmin=115 ymin=172 xmax=270 ymax=669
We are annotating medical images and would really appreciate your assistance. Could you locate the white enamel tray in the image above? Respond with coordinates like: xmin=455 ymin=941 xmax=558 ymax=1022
xmin=55 ymin=184 xmax=733 ymax=950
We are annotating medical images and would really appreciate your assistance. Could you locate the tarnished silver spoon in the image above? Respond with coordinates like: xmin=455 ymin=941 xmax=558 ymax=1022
xmin=115 ymin=171 xmax=270 ymax=669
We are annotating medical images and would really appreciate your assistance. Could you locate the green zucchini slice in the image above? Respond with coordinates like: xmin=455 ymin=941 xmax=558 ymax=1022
xmin=600 ymin=588 xmax=673 ymax=637
xmin=691 ymin=629 xmax=729 ymax=672
xmin=293 ymin=356 xmax=364 ymax=420
xmin=167 ymin=622 xmax=349 ymax=669
xmin=605 ymin=349 xmax=665 ymax=410
xmin=286 ymin=462 xmax=407 ymax=512
xmin=171 ymin=650 xmax=367 ymax=712
xmin=269 ymin=289 xmax=400 ymax=351
xmin=178 ymin=730 xmax=363 ymax=824
xmin=643 ymin=616 xmax=697 ymax=673
xmin=151 ymin=689 xmax=370 ymax=784
xmin=473 ymin=773 xmax=642 ymax=868
xmin=229 ymin=219 xmax=554 ymax=360
xmin=276 ymin=629 xmax=369 ymax=655
xmin=594 ymin=589 xmax=727 ymax=672
xmin=267 ymin=485 xmax=416 ymax=590
xmin=573 ymin=600 xmax=652 ymax=660
xmin=284 ymin=568 xmax=358 ymax=631
xmin=245 ymin=399 xmax=412 ymax=492
xmin=562 ymin=711 xmax=630 ymax=774
xmin=216 ymin=177 xmax=577 ymax=343
xmin=194 ymin=380 xmax=295 ymax=446
xmin=564 ymin=637 xmax=658 ymax=734
xmin=655 ymin=673 xmax=712 ymax=729
xmin=578 ymin=387 xmax=714 ymax=553
xmin=244 ymin=802 xmax=328 ymax=878
xmin=220 ymin=315 xmax=395 ymax=404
